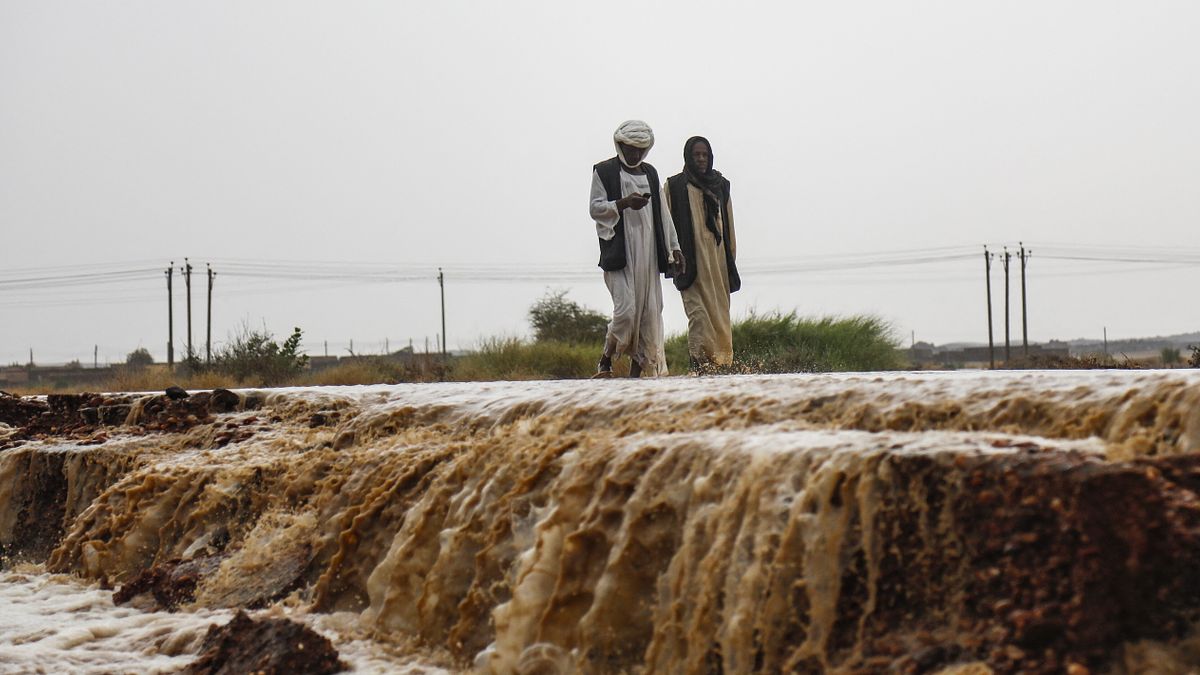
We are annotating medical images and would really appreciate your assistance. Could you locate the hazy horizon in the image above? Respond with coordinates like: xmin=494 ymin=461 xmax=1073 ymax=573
xmin=3 ymin=2 xmax=1198 ymax=366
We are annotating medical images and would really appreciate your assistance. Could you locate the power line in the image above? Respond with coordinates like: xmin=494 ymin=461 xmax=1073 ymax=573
xmin=1 ymin=243 xmax=1197 ymax=301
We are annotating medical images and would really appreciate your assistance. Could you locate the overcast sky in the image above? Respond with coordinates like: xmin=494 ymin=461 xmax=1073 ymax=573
xmin=2 ymin=1 xmax=1198 ymax=366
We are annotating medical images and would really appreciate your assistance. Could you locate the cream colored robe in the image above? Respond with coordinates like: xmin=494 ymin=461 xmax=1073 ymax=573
xmin=665 ymin=183 xmax=737 ymax=366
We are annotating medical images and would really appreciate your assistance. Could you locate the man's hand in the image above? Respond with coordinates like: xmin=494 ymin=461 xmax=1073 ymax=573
xmin=670 ymin=249 xmax=687 ymax=277
xmin=616 ymin=193 xmax=650 ymax=211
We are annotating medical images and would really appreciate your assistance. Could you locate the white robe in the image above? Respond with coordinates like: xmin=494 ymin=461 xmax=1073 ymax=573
xmin=590 ymin=168 xmax=680 ymax=375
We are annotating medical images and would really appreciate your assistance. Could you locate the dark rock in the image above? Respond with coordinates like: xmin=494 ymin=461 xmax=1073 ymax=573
xmin=47 ymin=393 xmax=90 ymax=414
xmin=309 ymin=411 xmax=338 ymax=428
xmin=183 ymin=610 xmax=345 ymax=675
xmin=165 ymin=386 xmax=190 ymax=400
xmin=113 ymin=555 xmax=225 ymax=610
xmin=209 ymin=389 xmax=240 ymax=413
xmin=98 ymin=404 xmax=131 ymax=426
xmin=242 ymin=392 xmax=265 ymax=410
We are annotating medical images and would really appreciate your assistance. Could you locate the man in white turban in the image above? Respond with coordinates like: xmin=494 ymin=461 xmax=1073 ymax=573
xmin=589 ymin=120 xmax=686 ymax=377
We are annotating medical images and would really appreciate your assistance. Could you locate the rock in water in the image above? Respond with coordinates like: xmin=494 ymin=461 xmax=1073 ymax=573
xmin=0 ymin=391 xmax=48 ymax=427
xmin=209 ymin=388 xmax=240 ymax=413
xmin=165 ymin=386 xmax=190 ymax=400
xmin=112 ymin=555 xmax=225 ymax=610
xmin=183 ymin=611 xmax=345 ymax=675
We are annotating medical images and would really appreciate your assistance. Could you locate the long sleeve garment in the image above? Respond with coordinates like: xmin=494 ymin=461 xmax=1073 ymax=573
xmin=664 ymin=182 xmax=736 ymax=366
xmin=589 ymin=168 xmax=680 ymax=375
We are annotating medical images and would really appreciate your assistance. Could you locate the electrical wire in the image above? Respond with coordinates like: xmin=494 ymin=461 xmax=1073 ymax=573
xmin=1 ymin=243 xmax=1196 ymax=309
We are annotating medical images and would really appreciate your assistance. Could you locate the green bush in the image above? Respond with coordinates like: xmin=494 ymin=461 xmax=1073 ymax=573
xmin=125 ymin=347 xmax=154 ymax=368
xmin=528 ymin=290 xmax=609 ymax=344
xmin=199 ymin=325 xmax=310 ymax=386
xmin=666 ymin=311 xmax=904 ymax=374
xmin=1190 ymin=345 xmax=1200 ymax=368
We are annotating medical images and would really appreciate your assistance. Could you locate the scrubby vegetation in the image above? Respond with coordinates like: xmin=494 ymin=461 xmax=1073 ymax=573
xmin=125 ymin=348 xmax=154 ymax=368
xmin=450 ymin=311 xmax=903 ymax=381
xmin=528 ymin=290 xmax=609 ymax=344
xmin=12 ymin=303 xmax=909 ymax=393
xmin=665 ymin=311 xmax=903 ymax=373
xmin=302 ymin=356 xmax=449 ymax=386
xmin=182 ymin=325 xmax=310 ymax=386
xmin=453 ymin=337 xmax=602 ymax=380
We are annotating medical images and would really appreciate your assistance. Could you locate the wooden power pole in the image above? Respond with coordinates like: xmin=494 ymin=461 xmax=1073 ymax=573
xmin=984 ymin=246 xmax=995 ymax=369
xmin=206 ymin=264 xmax=215 ymax=364
xmin=1019 ymin=243 xmax=1030 ymax=357
xmin=165 ymin=262 xmax=175 ymax=369
xmin=184 ymin=258 xmax=194 ymax=361
xmin=438 ymin=268 xmax=447 ymax=357
xmin=1002 ymin=247 xmax=1012 ymax=363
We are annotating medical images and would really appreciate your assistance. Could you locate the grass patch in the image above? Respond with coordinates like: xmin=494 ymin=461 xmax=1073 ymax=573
xmin=453 ymin=338 xmax=605 ymax=381
xmin=299 ymin=357 xmax=449 ymax=386
xmin=666 ymin=311 xmax=904 ymax=373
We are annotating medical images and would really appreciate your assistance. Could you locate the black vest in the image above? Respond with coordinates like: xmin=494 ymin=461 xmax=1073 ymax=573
xmin=593 ymin=157 xmax=671 ymax=274
xmin=666 ymin=173 xmax=741 ymax=293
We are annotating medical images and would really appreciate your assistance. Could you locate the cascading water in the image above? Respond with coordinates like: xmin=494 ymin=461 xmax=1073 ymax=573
xmin=2 ymin=370 xmax=1200 ymax=673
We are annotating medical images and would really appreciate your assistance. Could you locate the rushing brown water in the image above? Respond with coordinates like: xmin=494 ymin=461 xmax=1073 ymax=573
xmin=3 ymin=370 xmax=1200 ymax=674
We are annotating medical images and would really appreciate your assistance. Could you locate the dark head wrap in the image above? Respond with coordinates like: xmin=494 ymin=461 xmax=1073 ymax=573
xmin=683 ymin=136 xmax=726 ymax=244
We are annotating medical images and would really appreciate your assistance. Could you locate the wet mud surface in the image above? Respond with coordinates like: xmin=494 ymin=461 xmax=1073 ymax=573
xmin=2 ymin=371 xmax=1200 ymax=673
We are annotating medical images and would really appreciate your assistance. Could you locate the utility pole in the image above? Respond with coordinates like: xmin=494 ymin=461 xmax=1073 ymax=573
xmin=1019 ymin=243 xmax=1030 ymax=356
xmin=1002 ymin=247 xmax=1012 ymax=363
xmin=438 ymin=268 xmax=447 ymax=357
xmin=184 ymin=258 xmax=194 ymax=361
xmin=94 ymin=345 xmax=98 ymax=369
xmin=984 ymin=246 xmax=995 ymax=369
xmin=206 ymin=264 xmax=215 ymax=364
xmin=324 ymin=340 xmax=328 ymax=358
xmin=165 ymin=262 xmax=175 ymax=370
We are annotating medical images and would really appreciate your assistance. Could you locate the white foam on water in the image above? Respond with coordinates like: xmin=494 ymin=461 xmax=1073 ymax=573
xmin=0 ymin=569 xmax=451 ymax=674
xmin=0 ymin=569 xmax=223 ymax=675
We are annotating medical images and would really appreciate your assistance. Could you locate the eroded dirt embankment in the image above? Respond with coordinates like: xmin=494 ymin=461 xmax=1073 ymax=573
xmin=2 ymin=371 xmax=1200 ymax=674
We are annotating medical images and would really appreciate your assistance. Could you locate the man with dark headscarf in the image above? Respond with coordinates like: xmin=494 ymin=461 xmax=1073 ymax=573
xmin=589 ymin=120 xmax=686 ymax=378
xmin=664 ymin=136 xmax=741 ymax=369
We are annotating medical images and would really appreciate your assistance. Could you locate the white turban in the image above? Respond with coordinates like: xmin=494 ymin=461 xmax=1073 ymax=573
xmin=613 ymin=120 xmax=654 ymax=168
xmin=614 ymin=119 xmax=654 ymax=149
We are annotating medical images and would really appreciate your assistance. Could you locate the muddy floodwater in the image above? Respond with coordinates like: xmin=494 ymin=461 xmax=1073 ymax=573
xmin=2 ymin=370 xmax=1200 ymax=674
